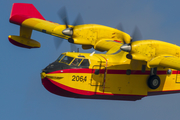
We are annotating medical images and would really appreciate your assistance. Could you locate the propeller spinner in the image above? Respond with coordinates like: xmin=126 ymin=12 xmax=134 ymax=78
xmin=120 ymin=26 xmax=142 ymax=53
xmin=62 ymin=28 xmax=73 ymax=36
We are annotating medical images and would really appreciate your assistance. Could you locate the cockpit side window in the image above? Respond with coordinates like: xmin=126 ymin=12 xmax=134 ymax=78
xmin=57 ymin=54 xmax=64 ymax=61
xmin=79 ymin=59 xmax=90 ymax=66
xmin=71 ymin=58 xmax=82 ymax=66
xmin=60 ymin=56 xmax=74 ymax=64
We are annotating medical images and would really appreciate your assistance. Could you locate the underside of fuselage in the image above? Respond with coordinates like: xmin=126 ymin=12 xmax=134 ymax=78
xmin=41 ymin=70 xmax=180 ymax=101
xmin=41 ymin=76 xmax=145 ymax=101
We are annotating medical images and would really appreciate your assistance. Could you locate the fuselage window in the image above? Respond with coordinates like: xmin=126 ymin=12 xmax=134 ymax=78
xmin=80 ymin=59 xmax=90 ymax=66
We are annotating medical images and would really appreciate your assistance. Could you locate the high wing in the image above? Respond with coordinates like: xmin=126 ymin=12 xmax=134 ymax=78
xmin=120 ymin=40 xmax=180 ymax=71
xmin=9 ymin=3 xmax=131 ymax=51
xmin=148 ymin=56 xmax=180 ymax=70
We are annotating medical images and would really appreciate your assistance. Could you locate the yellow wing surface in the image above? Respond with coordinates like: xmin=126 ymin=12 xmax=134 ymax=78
xmin=8 ymin=3 xmax=131 ymax=50
xmin=120 ymin=40 xmax=180 ymax=70
xmin=148 ymin=56 xmax=180 ymax=70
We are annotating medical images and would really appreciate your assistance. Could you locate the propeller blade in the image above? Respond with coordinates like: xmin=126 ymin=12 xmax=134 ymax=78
xmin=70 ymin=43 xmax=77 ymax=52
xmin=131 ymin=26 xmax=142 ymax=42
xmin=54 ymin=37 xmax=63 ymax=50
xmin=116 ymin=23 xmax=124 ymax=32
xmin=116 ymin=23 xmax=128 ymax=44
xmin=73 ymin=13 xmax=84 ymax=26
xmin=58 ymin=6 xmax=69 ymax=28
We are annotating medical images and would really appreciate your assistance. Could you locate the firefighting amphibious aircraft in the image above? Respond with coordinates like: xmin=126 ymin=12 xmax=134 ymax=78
xmin=8 ymin=3 xmax=180 ymax=101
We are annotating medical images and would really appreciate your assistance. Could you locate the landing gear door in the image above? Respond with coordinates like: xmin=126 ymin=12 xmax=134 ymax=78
xmin=91 ymin=65 xmax=105 ymax=86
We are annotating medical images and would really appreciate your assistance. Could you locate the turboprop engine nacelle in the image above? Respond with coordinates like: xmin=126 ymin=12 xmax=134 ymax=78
xmin=8 ymin=35 xmax=41 ymax=49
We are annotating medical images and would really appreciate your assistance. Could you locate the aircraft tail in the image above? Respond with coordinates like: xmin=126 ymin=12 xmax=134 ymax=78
xmin=9 ymin=3 xmax=45 ymax=48
xmin=9 ymin=3 xmax=45 ymax=25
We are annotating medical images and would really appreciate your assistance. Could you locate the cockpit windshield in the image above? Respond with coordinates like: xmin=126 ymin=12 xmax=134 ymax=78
xmin=70 ymin=58 xmax=90 ymax=67
xmin=79 ymin=59 xmax=90 ymax=66
xmin=60 ymin=56 xmax=74 ymax=64
xmin=70 ymin=58 xmax=82 ymax=66
xmin=57 ymin=54 xmax=90 ymax=67
xmin=57 ymin=54 xmax=64 ymax=61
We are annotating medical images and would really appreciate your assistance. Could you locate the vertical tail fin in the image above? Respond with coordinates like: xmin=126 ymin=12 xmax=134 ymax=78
xmin=10 ymin=3 xmax=45 ymax=25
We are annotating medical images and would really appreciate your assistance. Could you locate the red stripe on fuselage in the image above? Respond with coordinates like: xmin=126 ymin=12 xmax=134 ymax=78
xmin=50 ymin=68 xmax=105 ymax=74
xmin=48 ymin=68 xmax=175 ymax=75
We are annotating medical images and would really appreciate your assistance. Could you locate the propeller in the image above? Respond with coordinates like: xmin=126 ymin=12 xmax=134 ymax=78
xmin=58 ymin=7 xmax=84 ymax=39
xmin=58 ymin=7 xmax=69 ymax=28
xmin=54 ymin=37 xmax=63 ymax=50
xmin=120 ymin=26 xmax=142 ymax=55
xmin=131 ymin=26 xmax=142 ymax=41
xmin=54 ymin=7 xmax=83 ymax=51
xmin=116 ymin=23 xmax=124 ymax=32
xmin=70 ymin=43 xmax=77 ymax=52
xmin=54 ymin=36 xmax=78 ymax=52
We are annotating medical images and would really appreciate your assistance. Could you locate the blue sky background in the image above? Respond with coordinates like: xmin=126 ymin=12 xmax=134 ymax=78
xmin=1 ymin=0 xmax=180 ymax=120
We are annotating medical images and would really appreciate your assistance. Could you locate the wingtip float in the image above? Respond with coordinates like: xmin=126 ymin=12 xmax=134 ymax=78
xmin=9 ymin=3 xmax=180 ymax=101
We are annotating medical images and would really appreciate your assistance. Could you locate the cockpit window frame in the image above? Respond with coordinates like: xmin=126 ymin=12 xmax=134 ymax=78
xmin=58 ymin=54 xmax=90 ymax=67
xmin=60 ymin=56 xmax=74 ymax=65
xmin=79 ymin=59 xmax=90 ymax=67
xmin=70 ymin=58 xmax=83 ymax=66
xmin=57 ymin=54 xmax=65 ymax=62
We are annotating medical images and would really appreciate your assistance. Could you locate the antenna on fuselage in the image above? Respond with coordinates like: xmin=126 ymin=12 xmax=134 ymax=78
xmin=90 ymin=51 xmax=95 ymax=56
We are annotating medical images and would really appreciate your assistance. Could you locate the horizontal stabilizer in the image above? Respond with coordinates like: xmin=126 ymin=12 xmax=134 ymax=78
xmin=8 ymin=35 xmax=40 ymax=49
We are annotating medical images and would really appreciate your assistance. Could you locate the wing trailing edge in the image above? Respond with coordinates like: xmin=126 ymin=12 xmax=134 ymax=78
xmin=148 ymin=56 xmax=180 ymax=70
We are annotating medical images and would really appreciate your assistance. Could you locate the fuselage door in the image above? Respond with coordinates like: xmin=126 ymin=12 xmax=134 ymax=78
xmin=91 ymin=65 xmax=105 ymax=86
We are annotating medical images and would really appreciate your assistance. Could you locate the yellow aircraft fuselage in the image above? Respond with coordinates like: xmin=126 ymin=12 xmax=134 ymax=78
xmin=41 ymin=50 xmax=180 ymax=101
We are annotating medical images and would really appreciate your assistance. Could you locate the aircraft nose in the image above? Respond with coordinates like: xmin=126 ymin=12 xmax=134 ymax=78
xmin=41 ymin=72 xmax=46 ymax=79
xmin=41 ymin=71 xmax=64 ymax=80
xmin=42 ymin=61 xmax=69 ymax=73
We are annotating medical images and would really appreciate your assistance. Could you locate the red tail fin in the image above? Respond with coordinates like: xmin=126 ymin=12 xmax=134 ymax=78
xmin=10 ymin=3 xmax=45 ymax=25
